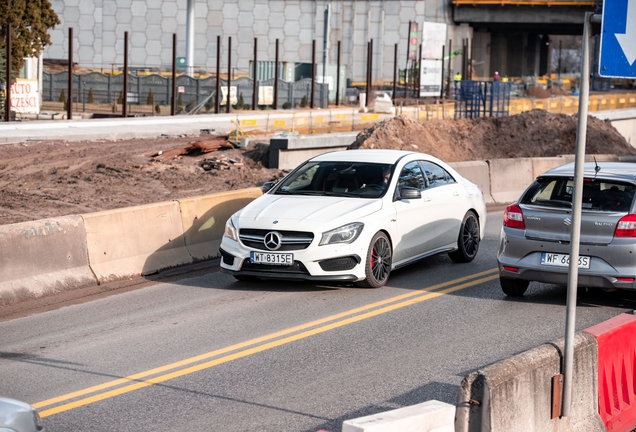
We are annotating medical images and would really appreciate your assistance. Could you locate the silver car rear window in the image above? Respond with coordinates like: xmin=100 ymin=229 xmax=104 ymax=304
xmin=520 ymin=177 xmax=636 ymax=212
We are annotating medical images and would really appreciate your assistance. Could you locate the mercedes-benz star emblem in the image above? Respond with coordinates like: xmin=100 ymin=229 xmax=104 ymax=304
xmin=264 ymin=231 xmax=282 ymax=250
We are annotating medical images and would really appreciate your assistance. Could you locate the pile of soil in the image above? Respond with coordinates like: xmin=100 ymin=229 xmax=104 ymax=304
xmin=349 ymin=110 xmax=635 ymax=162
xmin=0 ymin=109 xmax=634 ymax=226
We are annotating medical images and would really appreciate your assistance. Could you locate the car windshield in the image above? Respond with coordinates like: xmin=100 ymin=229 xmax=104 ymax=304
xmin=520 ymin=177 xmax=636 ymax=212
xmin=274 ymin=161 xmax=393 ymax=198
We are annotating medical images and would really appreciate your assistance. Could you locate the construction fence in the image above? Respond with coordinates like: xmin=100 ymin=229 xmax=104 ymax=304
xmin=42 ymin=72 xmax=329 ymax=113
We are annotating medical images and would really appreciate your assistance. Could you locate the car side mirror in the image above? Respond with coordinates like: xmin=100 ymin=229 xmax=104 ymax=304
xmin=262 ymin=181 xmax=277 ymax=193
xmin=397 ymin=187 xmax=421 ymax=200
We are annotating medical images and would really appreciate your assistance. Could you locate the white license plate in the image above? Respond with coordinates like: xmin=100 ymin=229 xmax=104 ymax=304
xmin=250 ymin=252 xmax=293 ymax=266
xmin=541 ymin=253 xmax=590 ymax=269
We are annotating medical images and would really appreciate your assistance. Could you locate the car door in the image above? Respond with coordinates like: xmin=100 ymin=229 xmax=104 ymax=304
xmin=419 ymin=160 xmax=467 ymax=249
xmin=391 ymin=161 xmax=434 ymax=263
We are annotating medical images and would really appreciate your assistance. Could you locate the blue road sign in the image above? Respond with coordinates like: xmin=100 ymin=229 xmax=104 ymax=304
xmin=599 ymin=0 xmax=636 ymax=78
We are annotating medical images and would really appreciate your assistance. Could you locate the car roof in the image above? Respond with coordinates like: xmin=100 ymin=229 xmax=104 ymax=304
xmin=541 ymin=162 xmax=636 ymax=183
xmin=310 ymin=149 xmax=418 ymax=164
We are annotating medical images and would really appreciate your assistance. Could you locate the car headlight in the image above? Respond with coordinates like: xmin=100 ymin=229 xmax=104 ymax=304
xmin=319 ymin=222 xmax=364 ymax=246
xmin=224 ymin=217 xmax=238 ymax=241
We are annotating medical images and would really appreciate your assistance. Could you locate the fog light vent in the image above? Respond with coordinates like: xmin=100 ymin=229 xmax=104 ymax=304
xmin=319 ymin=256 xmax=359 ymax=272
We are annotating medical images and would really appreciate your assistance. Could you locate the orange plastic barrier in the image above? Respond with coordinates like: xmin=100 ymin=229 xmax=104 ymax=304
xmin=586 ymin=313 xmax=636 ymax=432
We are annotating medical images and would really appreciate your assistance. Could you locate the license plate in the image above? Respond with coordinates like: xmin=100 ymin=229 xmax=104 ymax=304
xmin=541 ymin=253 xmax=590 ymax=269
xmin=250 ymin=252 xmax=293 ymax=265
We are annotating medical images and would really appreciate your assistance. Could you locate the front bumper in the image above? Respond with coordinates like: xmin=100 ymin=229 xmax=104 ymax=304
xmin=219 ymin=231 xmax=371 ymax=282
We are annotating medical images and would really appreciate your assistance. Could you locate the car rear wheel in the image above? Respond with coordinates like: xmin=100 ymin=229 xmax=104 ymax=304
xmin=449 ymin=211 xmax=480 ymax=263
xmin=500 ymin=277 xmax=529 ymax=296
xmin=357 ymin=232 xmax=392 ymax=288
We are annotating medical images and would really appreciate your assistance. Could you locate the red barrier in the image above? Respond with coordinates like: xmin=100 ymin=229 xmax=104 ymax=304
xmin=585 ymin=313 xmax=636 ymax=432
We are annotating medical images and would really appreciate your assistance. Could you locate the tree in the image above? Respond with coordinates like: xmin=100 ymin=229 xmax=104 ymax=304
xmin=87 ymin=87 xmax=94 ymax=104
xmin=146 ymin=88 xmax=154 ymax=105
xmin=0 ymin=0 xmax=60 ymax=77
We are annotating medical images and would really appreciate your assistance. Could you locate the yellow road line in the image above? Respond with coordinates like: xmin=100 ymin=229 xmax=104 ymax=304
xmin=37 ymin=269 xmax=498 ymax=417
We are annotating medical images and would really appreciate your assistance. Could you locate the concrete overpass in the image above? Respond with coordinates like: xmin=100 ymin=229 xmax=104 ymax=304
xmin=453 ymin=0 xmax=595 ymax=78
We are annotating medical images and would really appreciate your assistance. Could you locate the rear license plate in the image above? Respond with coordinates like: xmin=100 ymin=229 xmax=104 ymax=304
xmin=541 ymin=253 xmax=590 ymax=269
xmin=250 ymin=252 xmax=293 ymax=265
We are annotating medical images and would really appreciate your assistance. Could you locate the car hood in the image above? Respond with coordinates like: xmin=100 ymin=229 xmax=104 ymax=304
xmin=237 ymin=194 xmax=383 ymax=229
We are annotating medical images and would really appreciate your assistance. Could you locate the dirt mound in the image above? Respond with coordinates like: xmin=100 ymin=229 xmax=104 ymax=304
xmin=348 ymin=110 xmax=635 ymax=162
xmin=0 ymin=110 xmax=634 ymax=226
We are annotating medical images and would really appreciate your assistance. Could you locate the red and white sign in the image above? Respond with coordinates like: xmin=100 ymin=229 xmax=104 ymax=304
xmin=9 ymin=79 xmax=40 ymax=114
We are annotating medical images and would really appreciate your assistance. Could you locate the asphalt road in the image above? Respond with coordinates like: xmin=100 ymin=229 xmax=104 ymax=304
xmin=2 ymin=210 xmax=636 ymax=432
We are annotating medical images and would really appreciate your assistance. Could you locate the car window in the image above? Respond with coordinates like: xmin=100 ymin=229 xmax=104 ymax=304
xmin=397 ymin=162 xmax=426 ymax=190
xmin=419 ymin=161 xmax=455 ymax=188
xmin=275 ymin=161 xmax=393 ymax=198
xmin=521 ymin=177 xmax=636 ymax=212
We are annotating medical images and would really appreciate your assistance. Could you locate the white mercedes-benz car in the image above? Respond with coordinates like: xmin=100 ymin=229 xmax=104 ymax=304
xmin=220 ymin=149 xmax=486 ymax=287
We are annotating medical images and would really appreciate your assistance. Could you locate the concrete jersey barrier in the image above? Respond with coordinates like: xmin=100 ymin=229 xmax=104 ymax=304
xmin=0 ymin=216 xmax=96 ymax=305
xmin=177 ymin=188 xmax=262 ymax=261
xmin=82 ymin=201 xmax=192 ymax=282
xmin=449 ymin=161 xmax=493 ymax=204
xmin=455 ymin=332 xmax=605 ymax=432
xmin=487 ymin=157 xmax=534 ymax=205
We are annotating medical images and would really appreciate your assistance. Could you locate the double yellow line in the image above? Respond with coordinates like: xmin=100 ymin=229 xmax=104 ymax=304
xmin=35 ymin=268 xmax=499 ymax=417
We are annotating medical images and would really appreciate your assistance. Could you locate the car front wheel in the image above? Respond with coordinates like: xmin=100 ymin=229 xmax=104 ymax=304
xmin=449 ymin=211 xmax=480 ymax=263
xmin=357 ymin=232 xmax=392 ymax=288
xmin=500 ymin=277 xmax=529 ymax=296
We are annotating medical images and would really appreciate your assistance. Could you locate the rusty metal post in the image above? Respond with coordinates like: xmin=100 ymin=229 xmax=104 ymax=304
xmin=227 ymin=36 xmax=231 ymax=114
xmin=252 ymin=37 xmax=258 ymax=110
xmin=215 ymin=35 xmax=220 ymax=114
xmin=310 ymin=39 xmax=316 ymax=109
xmin=446 ymin=39 xmax=452 ymax=98
xmin=273 ymin=38 xmax=279 ymax=109
xmin=365 ymin=41 xmax=371 ymax=106
xmin=417 ymin=43 xmax=422 ymax=98
xmin=440 ymin=45 xmax=445 ymax=99
xmin=336 ymin=40 xmax=341 ymax=106
xmin=122 ymin=31 xmax=128 ymax=118
xmin=67 ymin=27 xmax=73 ymax=120
xmin=5 ymin=22 xmax=11 ymax=122
xmin=369 ymin=39 xmax=373 ymax=104
xmin=171 ymin=33 xmax=177 ymax=116
xmin=392 ymin=43 xmax=397 ymax=104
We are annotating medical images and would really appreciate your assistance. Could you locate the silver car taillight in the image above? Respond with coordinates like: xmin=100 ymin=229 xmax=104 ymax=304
xmin=503 ymin=204 xmax=525 ymax=229
xmin=614 ymin=214 xmax=636 ymax=237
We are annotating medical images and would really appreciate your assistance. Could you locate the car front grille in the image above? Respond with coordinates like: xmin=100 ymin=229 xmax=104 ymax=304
xmin=240 ymin=260 xmax=310 ymax=275
xmin=239 ymin=229 xmax=314 ymax=251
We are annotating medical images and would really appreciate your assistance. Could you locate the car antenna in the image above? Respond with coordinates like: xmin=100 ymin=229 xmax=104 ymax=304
xmin=593 ymin=156 xmax=601 ymax=177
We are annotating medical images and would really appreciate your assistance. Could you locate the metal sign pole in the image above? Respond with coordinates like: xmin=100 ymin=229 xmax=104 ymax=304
xmin=562 ymin=11 xmax=592 ymax=417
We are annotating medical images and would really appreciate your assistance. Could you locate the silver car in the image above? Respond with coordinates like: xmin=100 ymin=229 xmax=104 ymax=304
xmin=0 ymin=397 xmax=44 ymax=432
xmin=497 ymin=161 xmax=636 ymax=296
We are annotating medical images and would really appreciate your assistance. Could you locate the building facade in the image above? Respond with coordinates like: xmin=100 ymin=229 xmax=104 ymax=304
xmin=44 ymin=0 xmax=472 ymax=84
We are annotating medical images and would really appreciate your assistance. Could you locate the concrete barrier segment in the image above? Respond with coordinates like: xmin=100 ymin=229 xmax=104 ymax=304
xmin=455 ymin=332 xmax=605 ymax=432
xmin=449 ymin=161 xmax=493 ymax=204
xmin=558 ymin=154 xmax=620 ymax=164
xmin=585 ymin=313 xmax=636 ymax=432
xmin=342 ymin=400 xmax=455 ymax=432
xmin=486 ymin=158 xmax=534 ymax=205
xmin=531 ymin=157 xmax=569 ymax=178
xmin=82 ymin=201 xmax=192 ymax=283
xmin=269 ymin=132 xmax=358 ymax=169
xmin=177 ymin=188 xmax=262 ymax=261
xmin=0 ymin=216 xmax=97 ymax=305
